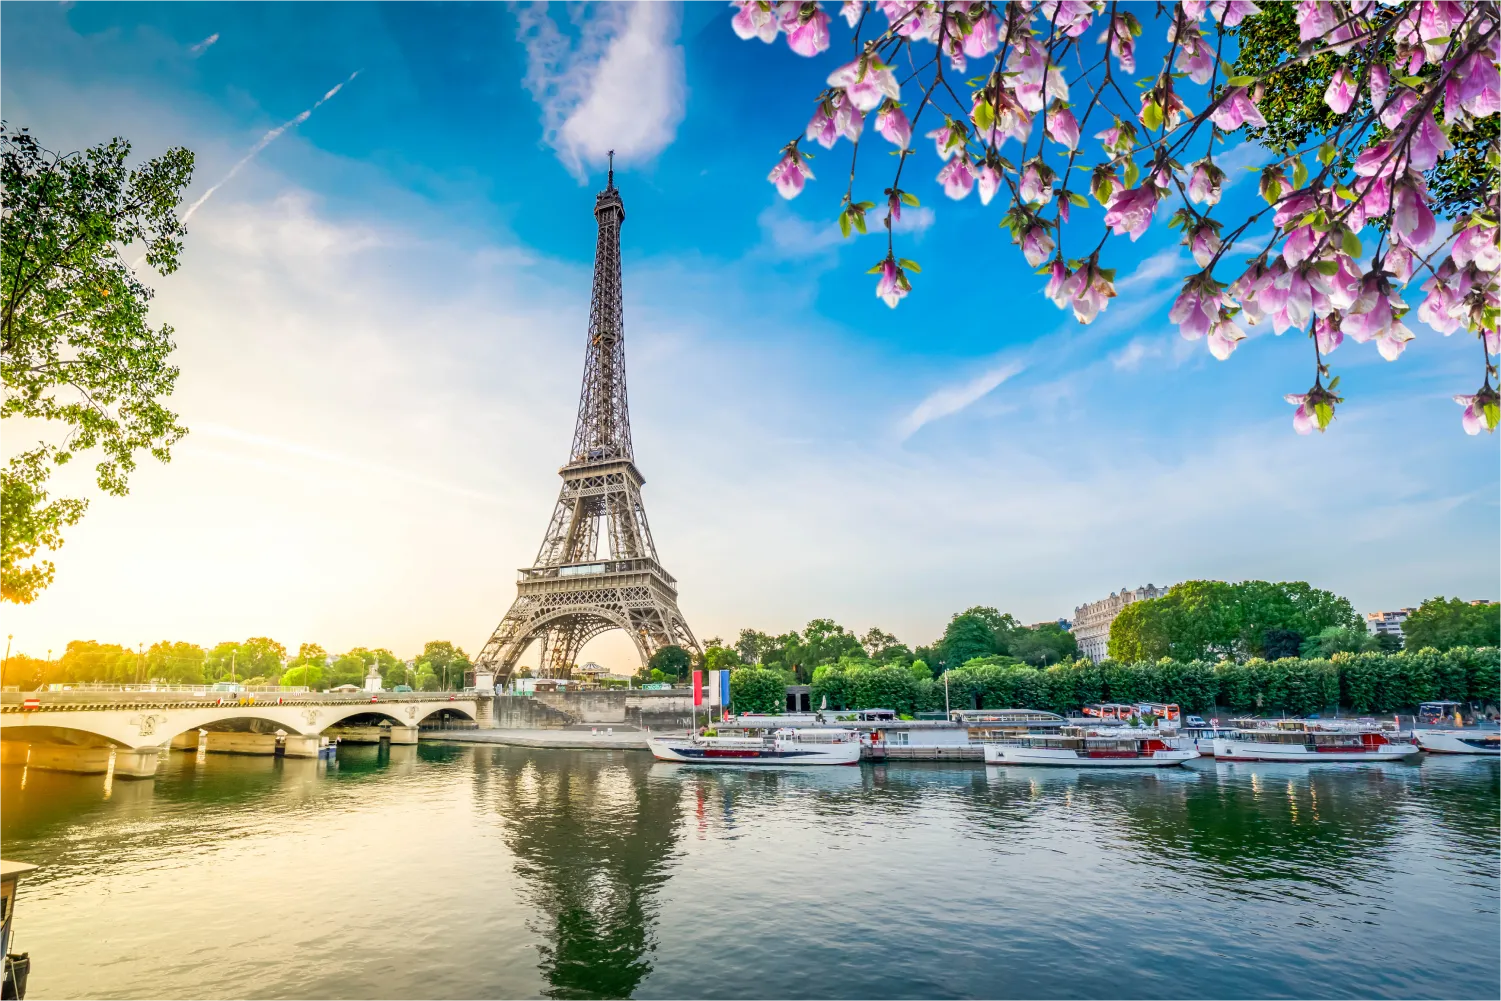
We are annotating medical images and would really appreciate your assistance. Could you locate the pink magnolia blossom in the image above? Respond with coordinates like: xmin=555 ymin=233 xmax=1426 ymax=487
xmin=1172 ymin=25 xmax=1215 ymax=85
xmin=976 ymin=161 xmax=1002 ymax=206
xmin=963 ymin=11 xmax=1000 ymax=57
xmin=926 ymin=123 xmax=963 ymax=160
xmin=1099 ymin=15 xmax=1135 ymax=73
xmin=1208 ymin=1 xmax=1261 ymax=26
xmin=875 ymin=101 xmax=912 ymax=148
xmin=1294 ymin=1 xmax=1337 ymax=42
xmin=768 ymin=149 xmax=815 ymax=199
xmin=1417 ymin=263 xmax=1469 ymax=334
xmin=1369 ymin=63 xmax=1390 ymax=114
xmin=1060 ymin=263 xmax=1117 ymax=324
xmin=1324 ymin=67 xmax=1356 ymax=114
xmin=1209 ymin=87 xmax=1267 ymax=130
xmin=805 ymin=93 xmax=862 ymax=148
xmin=879 ymin=0 xmax=937 ymax=40
xmin=827 ymin=57 xmax=900 ymax=112
xmin=1041 ymin=1 xmax=1097 ymax=38
xmin=1181 ymin=0 xmax=1208 ymax=20
xmin=1231 ymin=257 xmax=1281 ymax=326
xmin=1392 ymin=178 xmax=1437 ymax=247
xmin=1187 ymin=159 xmax=1225 ymax=205
xmin=1045 ymin=106 xmax=1080 ymax=150
xmin=785 ymin=7 xmax=831 ymax=56
xmin=1379 ymin=89 xmax=1418 ymax=130
xmin=1207 ymin=313 xmax=1247 ymax=359
xmin=1019 ymin=160 xmax=1056 ymax=205
xmin=1406 ymin=113 xmax=1452 ymax=172
xmin=1008 ymin=44 xmax=1068 ymax=113
xmin=1188 ymin=222 xmax=1222 ymax=267
xmin=1314 ymin=315 xmax=1344 ymax=354
xmin=1284 ymin=393 xmax=1318 ymax=435
xmin=938 ymin=155 xmax=975 ymax=199
xmin=1281 ymin=226 xmax=1321 ymax=267
xmin=1451 ymin=221 xmax=1501 ymax=273
xmin=1045 ymin=258 xmax=1072 ymax=309
xmin=972 ymin=88 xmax=1034 ymax=147
xmin=875 ymin=257 xmax=909 ymax=308
xmin=1170 ymin=280 xmax=1222 ymax=340
xmin=732 ymin=1 xmax=781 ymax=42
xmin=1021 ymin=225 xmax=1055 ymax=267
xmin=1453 ymin=393 xmax=1499 ymax=435
xmin=1451 ymin=49 xmax=1501 ymax=119
xmin=839 ymin=1 xmax=862 ymax=28
xmin=1385 ymin=244 xmax=1416 ymax=284
xmin=1343 ymin=274 xmax=1412 ymax=360
xmin=1103 ymin=184 xmax=1160 ymax=241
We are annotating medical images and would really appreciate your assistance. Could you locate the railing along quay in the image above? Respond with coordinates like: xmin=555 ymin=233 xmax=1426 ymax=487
xmin=0 ymin=691 xmax=478 ymax=712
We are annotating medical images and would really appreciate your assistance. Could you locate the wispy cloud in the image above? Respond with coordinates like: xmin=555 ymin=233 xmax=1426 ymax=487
xmin=880 ymin=205 xmax=936 ymax=236
xmin=1216 ymin=140 xmax=1275 ymax=189
xmin=897 ymin=360 xmax=1025 ymax=440
xmin=1112 ymin=337 xmax=1163 ymax=371
xmin=1117 ymin=247 xmax=1186 ymax=290
xmin=516 ymin=2 xmax=685 ymax=180
xmin=188 ymin=32 xmax=219 ymax=57
xmin=180 ymin=70 xmax=360 ymax=225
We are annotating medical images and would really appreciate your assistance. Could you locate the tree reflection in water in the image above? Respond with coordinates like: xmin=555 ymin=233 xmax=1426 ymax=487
xmin=473 ymin=748 xmax=685 ymax=1000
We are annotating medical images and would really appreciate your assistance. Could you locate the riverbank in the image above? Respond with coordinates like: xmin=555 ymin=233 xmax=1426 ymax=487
xmin=423 ymin=728 xmax=651 ymax=750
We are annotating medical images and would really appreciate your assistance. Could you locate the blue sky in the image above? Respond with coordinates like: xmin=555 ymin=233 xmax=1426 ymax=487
xmin=3 ymin=2 xmax=1496 ymax=667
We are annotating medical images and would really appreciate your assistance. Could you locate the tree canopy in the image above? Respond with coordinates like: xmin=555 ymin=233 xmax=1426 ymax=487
xmin=1 ymin=125 xmax=195 ymax=602
xmin=1108 ymin=580 xmax=1360 ymax=662
xmin=1402 ymin=597 xmax=1500 ymax=651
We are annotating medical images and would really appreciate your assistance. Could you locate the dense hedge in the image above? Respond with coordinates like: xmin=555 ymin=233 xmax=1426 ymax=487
xmin=728 ymin=668 xmax=788 ymax=715
xmin=803 ymin=647 xmax=1499 ymax=717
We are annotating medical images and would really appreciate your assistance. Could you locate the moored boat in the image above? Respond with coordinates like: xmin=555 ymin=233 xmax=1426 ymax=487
xmin=1168 ymin=724 xmax=1237 ymax=758
xmin=1414 ymin=729 xmax=1501 ymax=755
xmin=1214 ymin=721 xmax=1418 ymax=762
xmin=982 ymin=727 xmax=1198 ymax=768
xmin=647 ymin=727 xmax=861 ymax=765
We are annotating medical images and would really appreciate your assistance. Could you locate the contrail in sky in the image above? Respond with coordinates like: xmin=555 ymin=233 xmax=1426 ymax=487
xmin=179 ymin=70 xmax=361 ymax=225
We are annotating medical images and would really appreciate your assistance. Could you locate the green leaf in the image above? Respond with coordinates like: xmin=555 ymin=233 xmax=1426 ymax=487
xmin=1396 ymin=75 xmax=1426 ymax=87
xmin=1141 ymin=101 xmax=1163 ymax=131
xmin=852 ymin=213 xmax=867 ymax=235
xmin=1342 ymin=230 xmax=1361 ymax=256
xmin=1327 ymin=375 xmax=1341 ymax=391
xmin=1313 ymin=401 xmax=1334 ymax=430
xmin=1318 ymin=143 xmax=1336 ymax=166
xmin=839 ymin=212 xmax=852 ymax=238
xmin=1313 ymin=260 xmax=1339 ymax=276
xmin=866 ymin=262 xmax=885 ymax=274
xmin=1225 ymin=75 xmax=1257 ymax=88
xmin=1069 ymin=191 xmax=1089 ymax=207
xmin=900 ymin=191 xmax=920 ymax=207
xmin=898 ymin=258 xmax=921 ymax=272
xmin=1484 ymin=401 xmax=1500 ymax=429
xmin=1292 ymin=159 xmax=1308 ymax=188
xmin=1123 ymin=159 xmax=1140 ymax=189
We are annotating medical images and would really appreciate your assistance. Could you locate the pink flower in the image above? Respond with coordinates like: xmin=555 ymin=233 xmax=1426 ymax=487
xmin=976 ymin=160 xmax=1002 ymax=206
xmin=1173 ymin=25 xmax=1215 ymax=85
xmin=1384 ymin=243 xmax=1416 ymax=284
xmin=1453 ymin=393 xmax=1499 ymax=435
xmin=938 ymin=155 xmax=975 ymax=200
xmin=926 ymin=123 xmax=963 ymax=160
xmin=805 ymin=93 xmax=862 ymax=148
xmin=1060 ymin=263 xmax=1117 ymax=324
xmin=1231 ymin=257 xmax=1280 ymax=326
xmin=731 ymin=1 xmax=781 ymax=42
xmin=1453 ymin=50 xmax=1501 ymax=119
xmin=1375 ymin=321 xmax=1415 ymax=360
xmin=768 ymin=149 xmax=815 ymax=199
xmin=1369 ymin=63 xmax=1390 ymax=114
xmin=785 ymin=7 xmax=831 ymax=55
xmin=1208 ymin=1 xmax=1261 ymax=26
xmin=1187 ymin=159 xmax=1225 ymax=205
xmin=875 ymin=256 xmax=910 ymax=308
xmin=875 ymin=101 xmax=911 ymax=148
xmin=1284 ymin=393 xmax=1318 ymax=435
xmin=1182 ymin=1 xmax=1208 ymax=20
xmin=1452 ymin=221 xmax=1501 ymax=272
xmin=1392 ymin=178 xmax=1436 ymax=247
xmin=1021 ymin=225 xmax=1055 ymax=267
xmin=1295 ymin=0 xmax=1337 ymax=43
xmin=1406 ymin=113 xmax=1451 ymax=172
xmin=1045 ymin=259 xmax=1072 ymax=308
xmin=1019 ymin=160 xmax=1055 ymax=205
xmin=840 ymin=1 xmax=862 ymax=28
xmin=1280 ymin=226 xmax=1320 ymax=268
xmin=1210 ymin=87 xmax=1267 ymax=130
xmin=1379 ymin=89 xmax=1418 ymax=130
xmin=827 ymin=57 xmax=900 ymax=113
xmin=1041 ymin=1 xmax=1096 ymax=38
xmin=1189 ymin=222 xmax=1222 ymax=267
xmin=1314 ymin=316 xmax=1344 ymax=354
xmin=1008 ymin=44 xmax=1068 ymax=113
xmin=1170 ymin=279 xmax=1222 ymax=340
xmin=1353 ymin=139 xmax=1396 ymax=178
xmin=1324 ymin=68 xmax=1356 ymax=114
xmin=1099 ymin=15 xmax=1135 ymax=73
xmin=1207 ymin=313 xmax=1247 ymax=360
xmin=1103 ymin=184 xmax=1160 ymax=241
xmin=963 ymin=11 xmax=1000 ymax=56
xmin=1416 ymin=263 xmax=1469 ymax=335
xmin=1343 ymin=274 xmax=1409 ymax=352
xmin=1045 ymin=106 xmax=1079 ymax=150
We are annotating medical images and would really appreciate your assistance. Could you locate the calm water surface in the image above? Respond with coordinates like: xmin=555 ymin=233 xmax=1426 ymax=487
xmin=2 ymin=744 xmax=1497 ymax=1000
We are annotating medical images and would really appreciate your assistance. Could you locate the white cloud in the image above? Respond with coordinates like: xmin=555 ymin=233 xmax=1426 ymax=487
xmin=516 ymin=2 xmax=685 ymax=180
xmin=189 ymin=33 xmax=219 ymax=57
xmin=756 ymin=203 xmax=843 ymax=259
xmin=896 ymin=360 xmax=1025 ymax=440
xmin=1112 ymin=337 xmax=1162 ymax=371
xmin=1117 ymin=247 xmax=1186 ymax=290
xmin=1216 ymin=140 xmax=1276 ymax=188
xmin=880 ymin=205 xmax=936 ymax=236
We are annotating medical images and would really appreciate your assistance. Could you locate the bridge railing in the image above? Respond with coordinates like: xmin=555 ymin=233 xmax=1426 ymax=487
xmin=1 ymin=690 xmax=482 ymax=709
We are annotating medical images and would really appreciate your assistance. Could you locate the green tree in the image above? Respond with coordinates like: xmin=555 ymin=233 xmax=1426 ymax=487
xmin=1009 ymin=622 xmax=1079 ymax=666
xmin=327 ymin=653 xmax=366 ymax=688
xmin=144 ymin=640 xmax=205 ymax=684
xmin=1 ymin=126 xmax=194 ymax=603
xmin=1109 ymin=580 xmax=1359 ymax=662
xmin=280 ymin=663 xmax=326 ymax=689
xmin=417 ymin=640 xmax=470 ymax=690
xmin=702 ymin=644 xmax=742 ymax=674
xmin=1300 ymin=625 xmax=1377 ymax=659
xmin=414 ymin=665 xmax=440 ymax=691
xmin=648 ymin=645 xmax=691 ymax=684
xmin=1401 ymin=598 xmax=1501 ymax=652
xmin=939 ymin=611 xmax=1005 ymax=672
xmin=734 ymin=629 xmax=776 ymax=665
xmin=729 ymin=667 xmax=786 ymax=714
xmin=237 ymin=637 xmax=287 ymax=682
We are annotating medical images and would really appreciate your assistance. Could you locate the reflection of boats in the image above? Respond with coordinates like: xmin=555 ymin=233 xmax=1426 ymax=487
xmin=982 ymin=728 xmax=1198 ymax=767
xmin=647 ymin=728 xmax=861 ymax=765
xmin=1414 ymin=730 xmax=1501 ymax=755
xmin=2 ymin=860 xmax=38 ymax=1000
xmin=1214 ymin=722 xmax=1418 ymax=762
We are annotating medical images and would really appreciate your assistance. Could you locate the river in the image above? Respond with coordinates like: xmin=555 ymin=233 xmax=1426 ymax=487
xmin=2 ymin=744 xmax=1497 ymax=1000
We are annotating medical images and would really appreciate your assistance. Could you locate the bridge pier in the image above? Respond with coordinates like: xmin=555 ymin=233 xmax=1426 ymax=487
xmin=281 ymin=734 xmax=323 ymax=758
xmin=24 ymin=744 xmax=116 ymax=774
xmin=387 ymin=726 xmax=419 ymax=745
xmin=111 ymin=746 xmax=162 ymax=779
xmin=327 ymin=725 xmax=388 ymax=745
xmin=1 ymin=741 xmax=30 ymax=765
xmin=170 ymin=731 xmax=203 ymax=751
xmin=204 ymin=732 xmax=278 ymax=755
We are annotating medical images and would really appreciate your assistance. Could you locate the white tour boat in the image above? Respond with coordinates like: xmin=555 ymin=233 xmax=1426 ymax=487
xmin=1213 ymin=721 xmax=1418 ymax=762
xmin=1413 ymin=729 xmax=1501 ymax=755
xmin=1168 ymin=724 xmax=1237 ymax=758
xmin=982 ymin=727 xmax=1199 ymax=768
xmin=647 ymin=727 xmax=862 ymax=765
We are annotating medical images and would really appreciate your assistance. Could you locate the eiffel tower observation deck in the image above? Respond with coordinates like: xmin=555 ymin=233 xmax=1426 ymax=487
xmin=473 ymin=157 xmax=700 ymax=689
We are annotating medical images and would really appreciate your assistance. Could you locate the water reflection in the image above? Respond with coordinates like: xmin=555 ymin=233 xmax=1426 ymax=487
xmin=473 ymin=748 xmax=684 ymax=999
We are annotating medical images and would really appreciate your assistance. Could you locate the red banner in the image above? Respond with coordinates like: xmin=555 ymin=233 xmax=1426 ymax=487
xmin=692 ymin=670 xmax=703 ymax=706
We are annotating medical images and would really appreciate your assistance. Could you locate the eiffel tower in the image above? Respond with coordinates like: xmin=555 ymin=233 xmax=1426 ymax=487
xmin=473 ymin=157 xmax=700 ymax=689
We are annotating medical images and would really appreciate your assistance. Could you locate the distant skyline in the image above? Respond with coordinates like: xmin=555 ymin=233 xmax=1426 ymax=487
xmin=2 ymin=3 xmax=1496 ymax=669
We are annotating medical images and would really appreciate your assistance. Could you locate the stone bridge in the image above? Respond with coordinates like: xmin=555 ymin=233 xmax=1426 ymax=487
xmin=0 ymin=691 xmax=482 ymax=778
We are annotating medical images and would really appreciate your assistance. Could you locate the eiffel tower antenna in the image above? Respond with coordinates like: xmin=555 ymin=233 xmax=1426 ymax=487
xmin=473 ymin=175 xmax=699 ymax=688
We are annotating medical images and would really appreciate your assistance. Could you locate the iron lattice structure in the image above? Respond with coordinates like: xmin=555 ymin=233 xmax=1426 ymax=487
xmin=475 ymin=166 xmax=699 ymax=682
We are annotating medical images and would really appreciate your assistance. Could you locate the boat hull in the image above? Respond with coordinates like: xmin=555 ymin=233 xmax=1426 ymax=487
xmin=1414 ymin=730 xmax=1501 ymax=755
xmin=983 ymin=744 xmax=1198 ymax=767
xmin=1213 ymin=738 xmax=1419 ymax=762
xmin=647 ymin=736 xmax=861 ymax=765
